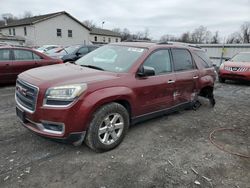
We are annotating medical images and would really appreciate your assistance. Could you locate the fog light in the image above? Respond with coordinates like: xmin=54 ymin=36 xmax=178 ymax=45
xmin=42 ymin=122 xmax=63 ymax=132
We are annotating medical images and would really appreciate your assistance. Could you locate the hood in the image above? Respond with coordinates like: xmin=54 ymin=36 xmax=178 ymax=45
xmin=19 ymin=63 xmax=120 ymax=87
xmin=224 ymin=61 xmax=250 ymax=68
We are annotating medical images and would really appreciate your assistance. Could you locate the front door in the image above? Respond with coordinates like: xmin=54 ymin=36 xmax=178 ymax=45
xmin=134 ymin=49 xmax=176 ymax=116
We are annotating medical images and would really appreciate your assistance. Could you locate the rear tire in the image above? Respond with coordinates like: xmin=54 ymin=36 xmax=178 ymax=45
xmin=219 ymin=77 xmax=225 ymax=83
xmin=85 ymin=103 xmax=129 ymax=152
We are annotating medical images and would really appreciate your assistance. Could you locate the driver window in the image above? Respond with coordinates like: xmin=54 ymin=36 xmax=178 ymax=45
xmin=143 ymin=49 xmax=172 ymax=75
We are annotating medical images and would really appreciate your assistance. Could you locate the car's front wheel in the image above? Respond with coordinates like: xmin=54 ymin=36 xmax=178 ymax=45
xmin=85 ymin=103 xmax=129 ymax=152
xmin=219 ymin=76 xmax=225 ymax=83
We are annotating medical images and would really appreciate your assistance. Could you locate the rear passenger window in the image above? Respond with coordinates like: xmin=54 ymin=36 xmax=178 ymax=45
xmin=143 ymin=49 xmax=172 ymax=75
xmin=0 ymin=49 xmax=10 ymax=61
xmin=172 ymin=49 xmax=194 ymax=71
xmin=14 ymin=50 xmax=33 ymax=60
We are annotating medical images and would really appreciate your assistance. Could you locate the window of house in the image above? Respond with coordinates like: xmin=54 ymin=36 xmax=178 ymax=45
xmin=103 ymin=37 xmax=105 ymax=43
xmin=116 ymin=38 xmax=118 ymax=42
xmin=143 ymin=49 xmax=172 ymax=75
xmin=24 ymin=27 xmax=27 ymax=36
xmin=94 ymin=36 xmax=97 ymax=41
xmin=13 ymin=50 xmax=33 ymax=60
xmin=0 ymin=49 xmax=10 ymax=61
xmin=13 ymin=28 xmax=16 ymax=36
xmin=172 ymin=49 xmax=194 ymax=71
xmin=108 ymin=38 xmax=111 ymax=43
xmin=9 ymin=28 xmax=11 ymax=35
xmin=68 ymin=30 xmax=72 ymax=37
xmin=57 ymin=29 xmax=62 ymax=37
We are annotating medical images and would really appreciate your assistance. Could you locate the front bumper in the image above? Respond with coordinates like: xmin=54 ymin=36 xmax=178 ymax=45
xmin=16 ymin=108 xmax=86 ymax=145
xmin=219 ymin=70 xmax=250 ymax=81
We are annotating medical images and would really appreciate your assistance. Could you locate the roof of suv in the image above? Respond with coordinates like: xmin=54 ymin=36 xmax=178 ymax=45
xmin=112 ymin=42 xmax=203 ymax=51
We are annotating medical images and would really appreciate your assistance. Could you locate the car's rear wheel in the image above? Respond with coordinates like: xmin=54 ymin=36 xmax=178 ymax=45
xmin=85 ymin=103 xmax=129 ymax=152
xmin=219 ymin=76 xmax=225 ymax=83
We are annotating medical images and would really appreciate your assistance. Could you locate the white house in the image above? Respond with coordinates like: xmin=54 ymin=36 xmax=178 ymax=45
xmin=90 ymin=28 xmax=121 ymax=44
xmin=0 ymin=11 xmax=90 ymax=46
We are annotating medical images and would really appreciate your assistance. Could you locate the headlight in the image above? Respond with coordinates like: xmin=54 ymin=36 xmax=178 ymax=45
xmin=44 ymin=84 xmax=87 ymax=106
xmin=219 ymin=63 xmax=224 ymax=70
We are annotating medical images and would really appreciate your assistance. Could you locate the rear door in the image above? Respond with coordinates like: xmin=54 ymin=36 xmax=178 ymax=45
xmin=134 ymin=49 xmax=176 ymax=115
xmin=0 ymin=49 xmax=12 ymax=83
xmin=171 ymin=48 xmax=199 ymax=105
xmin=12 ymin=49 xmax=37 ymax=79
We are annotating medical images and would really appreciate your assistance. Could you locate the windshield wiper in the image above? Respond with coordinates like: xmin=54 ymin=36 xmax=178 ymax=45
xmin=80 ymin=65 xmax=104 ymax=71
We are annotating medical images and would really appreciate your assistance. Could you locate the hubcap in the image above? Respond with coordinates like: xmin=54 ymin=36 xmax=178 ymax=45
xmin=98 ymin=113 xmax=124 ymax=145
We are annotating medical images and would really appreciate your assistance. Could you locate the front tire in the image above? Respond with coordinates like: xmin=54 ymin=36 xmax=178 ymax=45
xmin=219 ymin=76 xmax=225 ymax=83
xmin=85 ymin=103 xmax=129 ymax=152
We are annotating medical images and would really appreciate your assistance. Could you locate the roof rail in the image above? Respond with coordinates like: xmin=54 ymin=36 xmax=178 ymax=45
xmin=123 ymin=39 xmax=153 ymax=42
xmin=166 ymin=41 xmax=202 ymax=49
xmin=157 ymin=42 xmax=171 ymax=45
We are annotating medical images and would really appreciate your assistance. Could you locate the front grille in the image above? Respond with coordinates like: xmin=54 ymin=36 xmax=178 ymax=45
xmin=16 ymin=79 xmax=39 ymax=112
xmin=225 ymin=66 xmax=248 ymax=72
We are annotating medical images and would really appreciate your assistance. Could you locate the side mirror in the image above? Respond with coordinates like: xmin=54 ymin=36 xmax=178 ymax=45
xmin=137 ymin=66 xmax=155 ymax=77
xmin=76 ymin=52 xmax=81 ymax=56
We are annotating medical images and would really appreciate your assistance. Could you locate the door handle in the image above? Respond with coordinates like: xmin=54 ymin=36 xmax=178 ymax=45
xmin=167 ymin=80 xmax=175 ymax=84
xmin=193 ymin=76 xmax=199 ymax=79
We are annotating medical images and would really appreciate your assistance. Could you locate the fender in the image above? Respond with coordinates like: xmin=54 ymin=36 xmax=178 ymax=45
xmin=199 ymin=75 xmax=215 ymax=89
xmin=77 ymin=86 xmax=135 ymax=129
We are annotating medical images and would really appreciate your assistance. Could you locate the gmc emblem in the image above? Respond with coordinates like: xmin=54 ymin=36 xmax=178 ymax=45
xmin=16 ymin=85 xmax=28 ymax=96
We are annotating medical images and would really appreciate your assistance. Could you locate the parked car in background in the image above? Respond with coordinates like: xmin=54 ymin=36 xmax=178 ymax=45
xmin=35 ymin=45 xmax=59 ymax=53
xmin=219 ymin=52 xmax=250 ymax=82
xmin=47 ymin=45 xmax=78 ymax=59
xmin=0 ymin=46 xmax=63 ymax=84
xmin=60 ymin=45 xmax=99 ymax=63
xmin=15 ymin=42 xmax=216 ymax=152
xmin=44 ymin=47 xmax=64 ymax=56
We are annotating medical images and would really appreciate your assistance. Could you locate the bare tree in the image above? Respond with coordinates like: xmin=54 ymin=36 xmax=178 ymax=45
xmin=159 ymin=34 xmax=177 ymax=42
xmin=191 ymin=26 xmax=212 ymax=43
xmin=179 ymin=32 xmax=191 ymax=43
xmin=211 ymin=31 xmax=220 ymax=44
xmin=82 ymin=20 xmax=96 ymax=29
xmin=121 ymin=28 xmax=131 ymax=41
xmin=226 ymin=32 xmax=242 ymax=44
xmin=240 ymin=22 xmax=250 ymax=43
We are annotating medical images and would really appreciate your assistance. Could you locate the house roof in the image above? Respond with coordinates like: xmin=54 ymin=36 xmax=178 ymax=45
xmin=90 ymin=28 xmax=121 ymax=37
xmin=0 ymin=11 xmax=90 ymax=30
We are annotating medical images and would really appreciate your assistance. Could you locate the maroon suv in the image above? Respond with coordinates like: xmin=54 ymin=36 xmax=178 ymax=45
xmin=15 ymin=42 xmax=216 ymax=152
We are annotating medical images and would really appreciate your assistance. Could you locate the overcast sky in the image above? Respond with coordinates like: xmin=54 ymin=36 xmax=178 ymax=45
xmin=1 ymin=0 xmax=249 ymax=40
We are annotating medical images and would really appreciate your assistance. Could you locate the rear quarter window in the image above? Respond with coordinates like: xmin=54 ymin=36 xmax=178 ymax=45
xmin=193 ymin=50 xmax=213 ymax=68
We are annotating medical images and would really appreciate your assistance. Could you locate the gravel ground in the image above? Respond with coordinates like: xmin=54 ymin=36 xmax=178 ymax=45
xmin=0 ymin=81 xmax=249 ymax=188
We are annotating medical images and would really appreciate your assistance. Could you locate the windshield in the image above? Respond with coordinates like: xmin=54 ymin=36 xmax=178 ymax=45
xmin=231 ymin=53 xmax=250 ymax=62
xmin=62 ymin=45 xmax=81 ymax=54
xmin=75 ymin=45 xmax=146 ymax=73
